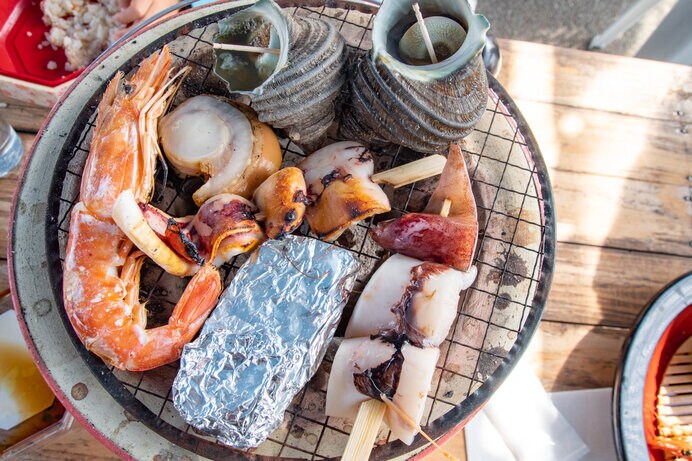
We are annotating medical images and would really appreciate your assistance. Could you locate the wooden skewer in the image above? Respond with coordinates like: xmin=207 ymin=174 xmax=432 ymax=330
xmin=342 ymin=199 xmax=454 ymax=461
xmin=212 ymin=43 xmax=280 ymax=55
xmin=341 ymin=400 xmax=386 ymax=461
xmin=439 ymin=198 xmax=452 ymax=218
xmin=412 ymin=3 xmax=438 ymax=64
xmin=371 ymin=154 xmax=446 ymax=188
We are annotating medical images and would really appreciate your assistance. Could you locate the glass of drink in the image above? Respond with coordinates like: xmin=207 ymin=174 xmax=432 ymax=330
xmin=0 ymin=118 xmax=24 ymax=178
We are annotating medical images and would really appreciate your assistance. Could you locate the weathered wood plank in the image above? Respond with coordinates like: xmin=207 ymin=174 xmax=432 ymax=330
xmin=498 ymin=39 xmax=692 ymax=123
xmin=527 ymin=321 xmax=629 ymax=392
xmin=0 ymin=134 xmax=39 ymax=259
xmin=0 ymin=262 xmax=8 ymax=294
xmin=515 ymin=99 xmax=691 ymax=186
xmin=552 ymin=168 xmax=692 ymax=256
xmin=546 ymin=243 xmax=691 ymax=328
xmin=0 ymin=100 xmax=50 ymax=133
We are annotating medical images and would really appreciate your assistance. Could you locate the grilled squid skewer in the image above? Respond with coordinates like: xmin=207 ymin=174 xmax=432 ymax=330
xmin=298 ymin=141 xmax=446 ymax=241
xmin=326 ymin=338 xmax=439 ymax=445
xmin=328 ymin=255 xmax=476 ymax=446
xmin=331 ymin=170 xmax=476 ymax=451
xmin=370 ymin=143 xmax=479 ymax=271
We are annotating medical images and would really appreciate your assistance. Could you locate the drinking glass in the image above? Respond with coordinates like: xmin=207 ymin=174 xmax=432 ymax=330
xmin=0 ymin=118 xmax=24 ymax=178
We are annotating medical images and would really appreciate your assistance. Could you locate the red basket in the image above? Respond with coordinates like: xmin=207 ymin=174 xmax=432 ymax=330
xmin=0 ymin=0 xmax=84 ymax=108
xmin=0 ymin=0 xmax=82 ymax=86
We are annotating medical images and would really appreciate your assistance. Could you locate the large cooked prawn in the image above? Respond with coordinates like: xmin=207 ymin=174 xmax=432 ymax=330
xmin=63 ymin=47 xmax=223 ymax=371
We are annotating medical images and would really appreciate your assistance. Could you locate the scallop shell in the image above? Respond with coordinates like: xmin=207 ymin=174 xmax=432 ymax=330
xmin=214 ymin=0 xmax=347 ymax=149
xmin=339 ymin=0 xmax=490 ymax=154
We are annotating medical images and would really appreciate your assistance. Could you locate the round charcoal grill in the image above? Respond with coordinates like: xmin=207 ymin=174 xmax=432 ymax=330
xmin=9 ymin=1 xmax=555 ymax=459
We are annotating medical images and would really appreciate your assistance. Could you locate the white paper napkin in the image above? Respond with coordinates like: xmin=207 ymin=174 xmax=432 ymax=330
xmin=465 ymin=359 xmax=613 ymax=461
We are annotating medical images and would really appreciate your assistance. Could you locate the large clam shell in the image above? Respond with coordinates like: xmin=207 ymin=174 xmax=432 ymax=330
xmin=214 ymin=0 xmax=346 ymax=149
xmin=340 ymin=0 xmax=490 ymax=154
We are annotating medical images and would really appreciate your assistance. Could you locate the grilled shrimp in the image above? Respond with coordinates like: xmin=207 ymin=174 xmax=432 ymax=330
xmin=63 ymin=205 xmax=221 ymax=371
xmin=63 ymin=47 xmax=223 ymax=371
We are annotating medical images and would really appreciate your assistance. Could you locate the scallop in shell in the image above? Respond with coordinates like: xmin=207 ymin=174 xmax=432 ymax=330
xmin=339 ymin=0 xmax=490 ymax=154
xmin=158 ymin=95 xmax=282 ymax=206
xmin=213 ymin=0 xmax=346 ymax=149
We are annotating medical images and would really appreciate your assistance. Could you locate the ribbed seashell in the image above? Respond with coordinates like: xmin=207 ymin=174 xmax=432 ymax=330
xmin=213 ymin=0 xmax=346 ymax=150
xmin=340 ymin=0 xmax=490 ymax=154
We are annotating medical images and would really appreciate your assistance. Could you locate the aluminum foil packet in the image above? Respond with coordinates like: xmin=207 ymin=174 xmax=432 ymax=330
xmin=173 ymin=235 xmax=359 ymax=448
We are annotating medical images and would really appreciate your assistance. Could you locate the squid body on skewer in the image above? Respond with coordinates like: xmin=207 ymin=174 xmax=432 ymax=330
xmin=326 ymin=142 xmax=479 ymax=445
xmin=326 ymin=254 xmax=476 ymax=444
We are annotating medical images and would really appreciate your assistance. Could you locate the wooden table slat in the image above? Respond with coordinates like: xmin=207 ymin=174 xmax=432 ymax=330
xmin=498 ymin=39 xmax=692 ymax=124
xmin=546 ymin=242 xmax=691 ymax=328
xmin=551 ymin=168 xmax=691 ymax=256
xmin=515 ymin=99 xmax=691 ymax=187
xmin=528 ymin=321 xmax=630 ymax=393
xmin=0 ymin=100 xmax=50 ymax=133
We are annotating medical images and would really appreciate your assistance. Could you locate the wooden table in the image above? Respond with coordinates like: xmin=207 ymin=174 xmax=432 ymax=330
xmin=1 ymin=38 xmax=690 ymax=460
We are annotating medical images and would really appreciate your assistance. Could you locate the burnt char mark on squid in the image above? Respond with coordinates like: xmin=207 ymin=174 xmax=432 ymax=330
xmin=321 ymin=169 xmax=345 ymax=189
xmin=339 ymin=144 xmax=372 ymax=164
xmin=166 ymin=218 xmax=204 ymax=265
xmin=202 ymin=200 xmax=256 ymax=224
xmin=346 ymin=200 xmax=366 ymax=220
xmin=222 ymin=203 xmax=256 ymax=222
xmin=389 ymin=262 xmax=448 ymax=347
xmin=293 ymin=189 xmax=310 ymax=205
xmin=353 ymin=349 xmax=404 ymax=401
xmin=356 ymin=148 xmax=373 ymax=164
xmin=284 ymin=209 xmax=297 ymax=224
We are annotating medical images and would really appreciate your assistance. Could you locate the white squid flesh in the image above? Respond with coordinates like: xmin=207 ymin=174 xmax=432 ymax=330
xmin=345 ymin=254 xmax=476 ymax=347
xmin=325 ymin=337 xmax=439 ymax=445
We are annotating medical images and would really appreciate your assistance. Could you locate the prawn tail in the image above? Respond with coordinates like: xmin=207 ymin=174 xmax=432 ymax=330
xmin=171 ymin=264 xmax=222 ymax=331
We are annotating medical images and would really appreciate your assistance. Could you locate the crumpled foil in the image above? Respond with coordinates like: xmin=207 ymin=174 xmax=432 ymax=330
xmin=173 ymin=235 xmax=359 ymax=448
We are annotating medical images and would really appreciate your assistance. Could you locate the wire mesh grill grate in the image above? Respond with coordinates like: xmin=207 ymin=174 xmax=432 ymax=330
xmin=48 ymin=2 xmax=554 ymax=459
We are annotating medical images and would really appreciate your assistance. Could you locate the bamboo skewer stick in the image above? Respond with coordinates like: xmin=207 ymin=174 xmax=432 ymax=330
xmin=439 ymin=198 xmax=452 ymax=218
xmin=412 ymin=3 xmax=438 ymax=64
xmin=371 ymin=154 xmax=446 ymax=188
xmin=212 ymin=43 xmax=280 ymax=55
xmin=341 ymin=400 xmax=387 ymax=461
xmin=341 ymin=199 xmax=454 ymax=461
xmin=379 ymin=394 xmax=459 ymax=460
